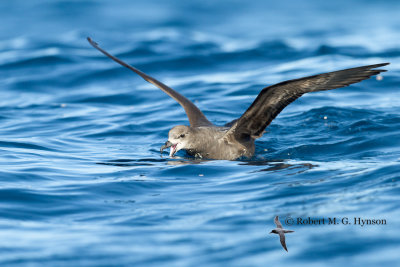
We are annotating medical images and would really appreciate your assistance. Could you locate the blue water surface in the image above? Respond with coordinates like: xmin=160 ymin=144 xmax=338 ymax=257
xmin=1 ymin=0 xmax=399 ymax=266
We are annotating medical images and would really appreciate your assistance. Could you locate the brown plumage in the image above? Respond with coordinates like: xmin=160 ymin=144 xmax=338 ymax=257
xmin=270 ymin=216 xmax=294 ymax=252
xmin=227 ymin=63 xmax=389 ymax=141
xmin=88 ymin=37 xmax=389 ymax=160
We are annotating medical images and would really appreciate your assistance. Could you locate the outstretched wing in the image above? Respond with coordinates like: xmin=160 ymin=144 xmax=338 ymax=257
xmin=274 ymin=216 xmax=283 ymax=228
xmin=227 ymin=63 xmax=389 ymax=141
xmin=279 ymin=232 xmax=288 ymax=252
xmin=87 ymin=37 xmax=213 ymax=127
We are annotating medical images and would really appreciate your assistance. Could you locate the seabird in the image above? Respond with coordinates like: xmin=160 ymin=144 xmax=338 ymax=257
xmin=87 ymin=37 xmax=389 ymax=160
xmin=270 ymin=216 xmax=294 ymax=252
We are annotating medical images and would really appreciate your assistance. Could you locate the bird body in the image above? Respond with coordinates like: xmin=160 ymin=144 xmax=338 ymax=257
xmin=87 ymin=37 xmax=389 ymax=160
xmin=163 ymin=125 xmax=254 ymax=160
xmin=270 ymin=216 xmax=294 ymax=252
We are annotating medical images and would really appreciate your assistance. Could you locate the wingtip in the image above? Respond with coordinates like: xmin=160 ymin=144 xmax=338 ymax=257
xmin=371 ymin=62 xmax=390 ymax=69
xmin=364 ymin=62 xmax=389 ymax=76
xmin=87 ymin=37 xmax=98 ymax=46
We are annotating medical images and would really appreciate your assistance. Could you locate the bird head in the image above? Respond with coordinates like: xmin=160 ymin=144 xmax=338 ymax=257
xmin=160 ymin=125 xmax=192 ymax=157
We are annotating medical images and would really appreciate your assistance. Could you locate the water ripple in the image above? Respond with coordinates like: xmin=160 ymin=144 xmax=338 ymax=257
xmin=0 ymin=0 xmax=399 ymax=266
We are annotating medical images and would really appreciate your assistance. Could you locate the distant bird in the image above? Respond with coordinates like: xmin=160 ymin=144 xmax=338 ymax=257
xmin=270 ymin=216 xmax=294 ymax=252
xmin=87 ymin=37 xmax=389 ymax=160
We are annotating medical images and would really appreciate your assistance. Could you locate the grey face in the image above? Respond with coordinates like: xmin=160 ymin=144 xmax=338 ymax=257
xmin=160 ymin=125 xmax=191 ymax=156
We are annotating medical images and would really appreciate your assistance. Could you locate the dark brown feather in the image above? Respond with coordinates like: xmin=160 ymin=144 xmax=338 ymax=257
xmin=279 ymin=232 xmax=288 ymax=252
xmin=87 ymin=37 xmax=213 ymax=127
xmin=229 ymin=63 xmax=389 ymax=141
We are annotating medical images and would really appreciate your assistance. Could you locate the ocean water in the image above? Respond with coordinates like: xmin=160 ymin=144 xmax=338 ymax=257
xmin=1 ymin=0 xmax=399 ymax=266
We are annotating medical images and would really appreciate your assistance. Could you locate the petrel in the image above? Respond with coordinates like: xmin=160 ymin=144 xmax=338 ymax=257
xmin=87 ymin=37 xmax=389 ymax=160
xmin=270 ymin=216 xmax=294 ymax=252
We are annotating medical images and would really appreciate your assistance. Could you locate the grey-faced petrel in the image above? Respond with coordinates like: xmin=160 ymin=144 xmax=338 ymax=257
xmin=87 ymin=37 xmax=389 ymax=160
xmin=270 ymin=216 xmax=294 ymax=252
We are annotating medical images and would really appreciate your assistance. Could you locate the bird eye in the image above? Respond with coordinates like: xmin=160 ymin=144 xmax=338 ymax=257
xmin=179 ymin=134 xmax=185 ymax=138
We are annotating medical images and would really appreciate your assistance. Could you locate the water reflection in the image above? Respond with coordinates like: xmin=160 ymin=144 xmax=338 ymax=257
xmin=98 ymin=157 xmax=317 ymax=175
xmin=96 ymin=158 xmax=160 ymax=167
xmin=240 ymin=159 xmax=318 ymax=174
xmin=96 ymin=157 xmax=207 ymax=167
